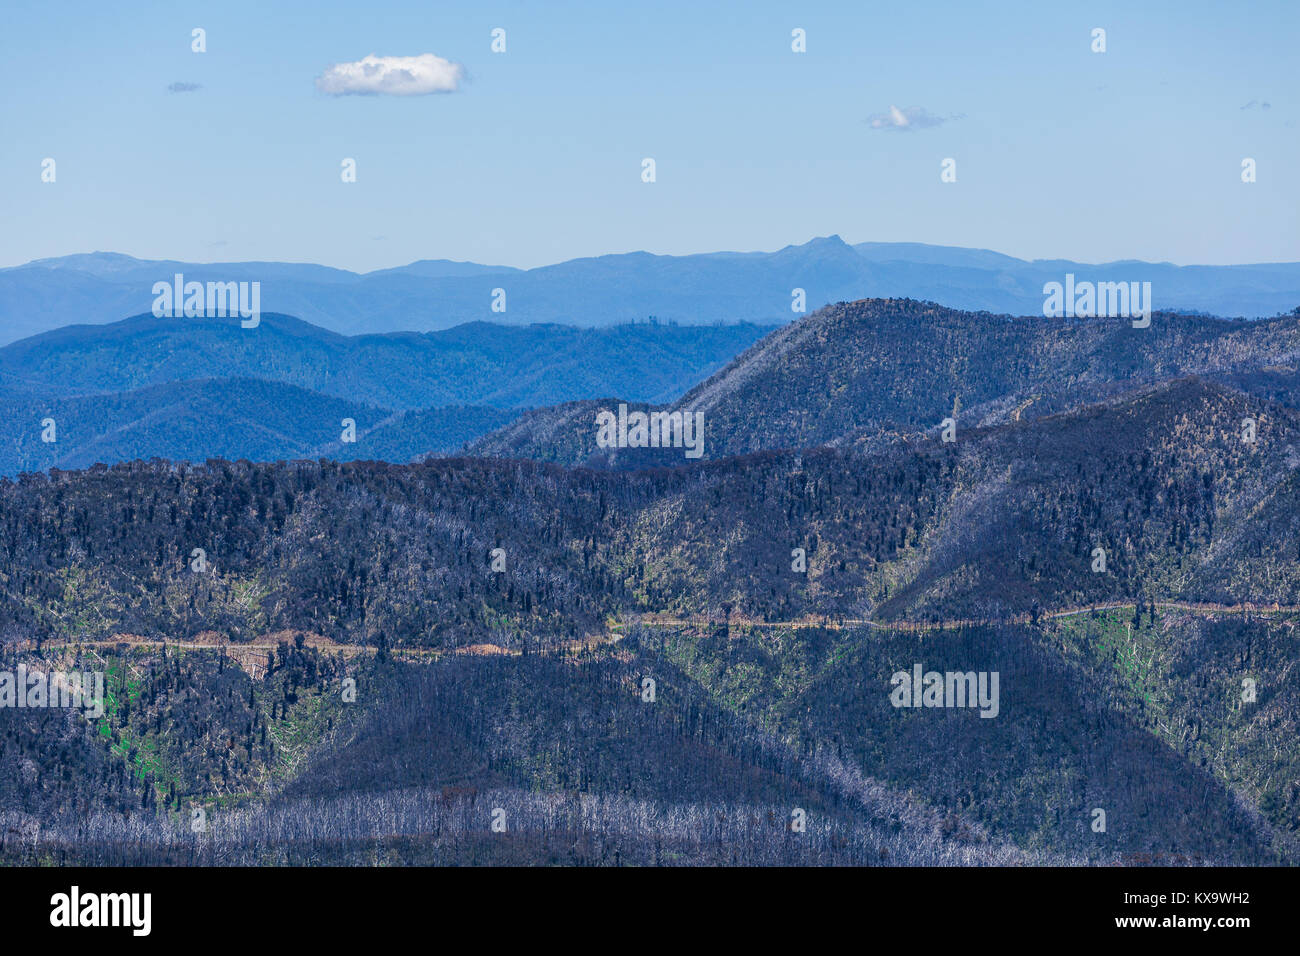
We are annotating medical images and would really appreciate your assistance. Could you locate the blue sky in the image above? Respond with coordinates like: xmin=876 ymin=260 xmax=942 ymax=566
xmin=2 ymin=0 xmax=1295 ymax=270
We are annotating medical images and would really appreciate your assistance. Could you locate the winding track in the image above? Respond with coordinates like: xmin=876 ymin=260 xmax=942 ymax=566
xmin=637 ymin=600 xmax=1300 ymax=633
xmin=33 ymin=598 xmax=1300 ymax=664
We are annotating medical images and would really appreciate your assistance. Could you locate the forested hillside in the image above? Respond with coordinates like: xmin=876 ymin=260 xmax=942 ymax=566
xmin=3 ymin=607 xmax=1292 ymax=864
xmin=4 ymin=378 xmax=1295 ymax=653
xmin=468 ymin=299 xmax=1300 ymax=466
xmin=3 ymin=299 xmax=1297 ymax=867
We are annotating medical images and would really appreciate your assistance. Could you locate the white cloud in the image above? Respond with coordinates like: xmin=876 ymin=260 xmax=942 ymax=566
xmin=315 ymin=53 xmax=464 ymax=96
xmin=866 ymin=105 xmax=958 ymax=131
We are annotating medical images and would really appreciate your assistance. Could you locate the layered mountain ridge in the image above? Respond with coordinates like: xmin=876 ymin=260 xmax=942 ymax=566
xmin=465 ymin=298 xmax=1300 ymax=466
xmin=4 ymin=237 xmax=1297 ymax=344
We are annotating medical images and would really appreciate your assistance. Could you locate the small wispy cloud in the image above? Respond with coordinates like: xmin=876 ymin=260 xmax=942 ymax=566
xmin=865 ymin=105 xmax=960 ymax=131
xmin=1240 ymin=99 xmax=1272 ymax=110
xmin=167 ymin=82 xmax=202 ymax=94
xmin=315 ymin=53 xmax=464 ymax=96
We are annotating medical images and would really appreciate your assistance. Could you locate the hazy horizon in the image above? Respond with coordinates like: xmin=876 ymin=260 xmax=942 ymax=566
xmin=8 ymin=235 xmax=1300 ymax=275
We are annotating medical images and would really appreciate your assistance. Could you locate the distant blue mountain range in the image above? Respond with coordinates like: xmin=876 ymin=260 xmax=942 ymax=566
xmin=3 ymin=237 xmax=1296 ymax=344
xmin=0 ymin=313 xmax=769 ymax=475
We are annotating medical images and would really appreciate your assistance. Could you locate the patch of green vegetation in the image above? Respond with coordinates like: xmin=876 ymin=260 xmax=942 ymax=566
xmin=95 ymin=656 xmax=180 ymax=795
xmin=262 ymin=687 xmax=338 ymax=787
xmin=1044 ymin=607 xmax=1300 ymax=850
xmin=31 ymin=565 xmax=123 ymax=641
xmin=1049 ymin=606 xmax=1163 ymax=708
